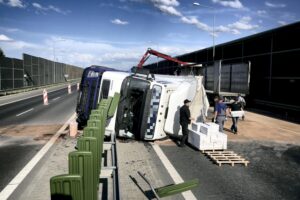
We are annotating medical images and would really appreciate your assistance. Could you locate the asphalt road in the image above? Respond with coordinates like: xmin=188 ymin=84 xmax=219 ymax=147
xmin=160 ymin=141 xmax=300 ymax=200
xmin=0 ymin=85 xmax=77 ymax=126
xmin=0 ymin=85 xmax=78 ymax=191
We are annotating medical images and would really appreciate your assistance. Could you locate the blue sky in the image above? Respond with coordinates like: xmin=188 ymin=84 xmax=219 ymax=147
xmin=0 ymin=0 xmax=299 ymax=69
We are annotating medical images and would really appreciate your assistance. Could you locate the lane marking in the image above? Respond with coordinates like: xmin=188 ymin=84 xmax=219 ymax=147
xmin=0 ymin=113 xmax=76 ymax=200
xmin=16 ymin=108 xmax=34 ymax=117
xmin=52 ymin=97 xmax=61 ymax=101
xmin=0 ymin=83 xmax=77 ymax=107
xmin=151 ymin=143 xmax=197 ymax=200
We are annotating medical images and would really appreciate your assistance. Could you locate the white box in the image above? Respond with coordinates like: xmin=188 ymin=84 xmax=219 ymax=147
xmin=188 ymin=129 xmax=227 ymax=150
xmin=199 ymin=123 xmax=219 ymax=135
xmin=191 ymin=123 xmax=200 ymax=132
xmin=231 ymin=111 xmax=245 ymax=117
xmin=191 ymin=122 xmax=219 ymax=135
xmin=188 ymin=129 xmax=209 ymax=149
xmin=205 ymin=122 xmax=219 ymax=132
xmin=209 ymin=132 xmax=227 ymax=149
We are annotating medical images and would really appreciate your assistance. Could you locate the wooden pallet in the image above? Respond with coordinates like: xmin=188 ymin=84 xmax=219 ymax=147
xmin=203 ymin=150 xmax=249 ymax=167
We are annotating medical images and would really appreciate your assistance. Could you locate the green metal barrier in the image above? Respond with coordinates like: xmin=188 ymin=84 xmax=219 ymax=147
xmin=98 ymin=97 xmax=111 ymax=111
xmin=98 ymin=99 xmax=108 ymax=109
xmin=90 ymin=109 xmax=108 ymax=128
xmin=49 ymin=93 xmax=122 ymax=200
xmin=106 ymin=96 xmax=113 ymax=108
xmin=87 ymin=120 xmax=102 ymax=133
xmin=69 ymin=151 xmax=97 ymax=200
xmin=155 ymin=179 xmax=199 ymax=198
xmin=77 ymin=137 xmax=100 ymax=182
xmin=91 ymin=110 xmax=102 ymax=115
xmin=50 ymin=174 xmax=83 ymax=200
xmin=108 ymin=93 xmax=120 ymax=118
xmin=89 ymin=114 xmax=101 ymax=121
xmin=83 ymin=127 xmax=103 ymax=153
xmin=87 ymin=119 xmax=105 ymax=138
xmin=138 ymin=171 xmax=199 ymax=199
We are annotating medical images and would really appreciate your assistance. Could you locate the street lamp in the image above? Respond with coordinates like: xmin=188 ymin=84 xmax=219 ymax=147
xmin=193 ymin=2 xmax=215 ymax=60
xmin=52 ymin=38 xmax=66 ymax=83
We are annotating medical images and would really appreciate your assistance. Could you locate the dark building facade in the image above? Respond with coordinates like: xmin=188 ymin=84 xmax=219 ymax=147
xmin=144 ymin=22 xmax=300 ymax=121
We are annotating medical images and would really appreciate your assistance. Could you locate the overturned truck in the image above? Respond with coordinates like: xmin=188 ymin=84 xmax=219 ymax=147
xmin=114 ymin=69 xmax=209 ymax=140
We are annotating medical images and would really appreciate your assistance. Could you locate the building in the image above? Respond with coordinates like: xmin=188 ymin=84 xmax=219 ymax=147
xmin=144 ymin=22 xmax=300 ymax=122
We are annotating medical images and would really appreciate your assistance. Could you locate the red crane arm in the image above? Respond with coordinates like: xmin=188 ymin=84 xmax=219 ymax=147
xmin=137 ymin=48 xmax=189 ymax=68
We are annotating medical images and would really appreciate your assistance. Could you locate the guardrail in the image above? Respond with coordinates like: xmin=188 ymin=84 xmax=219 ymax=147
xmin=50 ymin=93 xmax=121 ymax=200
xmin=0 ymin=79 xmax=81 ymax=96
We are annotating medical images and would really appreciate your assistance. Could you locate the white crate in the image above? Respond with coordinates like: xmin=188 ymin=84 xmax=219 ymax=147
xmin=191 ymin=123 xmax=200 ymax=132
xmin=209 ymin=132 xmax=227 ymax=149
xmin=199 ymin=123 xmax=219 ymax=135
xmin=188 ymin=129 xmax=209 ymax=149
xmin=231 ymin=111 xmax=245 ymax=117
xmin=191 ymin=122 xmax=219 ymax=135
xmin=205 ymin=122 xmax=219 ymax=132
xmin=188 ymin=129 xmax=227 ymax=150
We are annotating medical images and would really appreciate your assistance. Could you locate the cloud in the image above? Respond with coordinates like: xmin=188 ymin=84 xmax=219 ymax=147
xmin=150 ymin=0 xmax=181 ymax=16
xmin=0 ymin=0 xmax=25 ymax=8
xmin=0 ymin=27 xmax=20 ymax=32
xmin=257 ymin=10 xmax=267 ymax=15
xmin=111 ymin=19 xmax=129 ymax=25
xmin=278 ymin=20 xmax=287 ymax=25
xmin=1 ymin=33 xmax=198 ymax=69
xmin=32 ymin=2 xmax=71 ymax=15
xmin=180 ymin=16 xmax=211 ymax=32
xmin=150 ymin=0 xmax=179 ymax=7
xmin=265 ymin=1 xmax=286 ymax=8
xmin=155 ymin=4 xmax=182 ymax=16
xmin=228 ymin=16 xmax=259 ymax=31
xmin=0 ymin=34 xmax=13 ymax=41
xmin=32 ymin=2 xmax=43 ymax=9
xmin=211 ymin=0 xmax=244 ymax=9
xmin=145 ymin=0 xmax=257 ymax=36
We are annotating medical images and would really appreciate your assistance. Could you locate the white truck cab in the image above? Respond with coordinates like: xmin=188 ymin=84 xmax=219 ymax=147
xmin=115 ymin=69 xmax=209 ymax=140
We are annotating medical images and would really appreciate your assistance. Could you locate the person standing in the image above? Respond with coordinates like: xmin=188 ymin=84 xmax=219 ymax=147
xmin=237 ymin=94 xmax=246 ymax=120
xmin=230 ymin=97 xmax=242 ymax=134
xmin=213 ymin=96 xmax=229 ymax=132
xmin=179 ymin=99 xmax=194 ymax=147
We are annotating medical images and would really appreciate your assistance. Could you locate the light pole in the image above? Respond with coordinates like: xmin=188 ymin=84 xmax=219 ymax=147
xmin=52 ymin=38 xmax=66 ymax=83
xmin=193 ymin=2 xmax=215 ymax=60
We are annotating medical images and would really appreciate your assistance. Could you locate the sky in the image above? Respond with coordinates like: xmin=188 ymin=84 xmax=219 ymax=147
xmin=0 ymin=0 xmax=299 ymax=70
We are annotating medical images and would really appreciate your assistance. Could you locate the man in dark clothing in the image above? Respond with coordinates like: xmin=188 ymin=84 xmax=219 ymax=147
xmin=179 ymin=99 xmax=194 ymax=147
xmin=230 ymin=97 xmax=242 ymax=133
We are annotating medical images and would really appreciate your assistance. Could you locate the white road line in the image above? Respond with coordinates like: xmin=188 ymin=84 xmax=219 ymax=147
xmin=16 ymin=108 xmax=34 ymax=117
xmin=0 ymin=113 xmax=76 ymax=200
xmin=151 ymin=143 xmax=197 ymax=200
xmin=52 ymin=97 xmax=61 ymax=101
xmin=0 ymin=83 xmax=77 ymax=107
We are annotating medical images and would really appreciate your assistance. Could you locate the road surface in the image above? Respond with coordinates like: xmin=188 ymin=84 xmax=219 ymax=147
xmin=0 ymin=84 xmax=78 ymax=191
